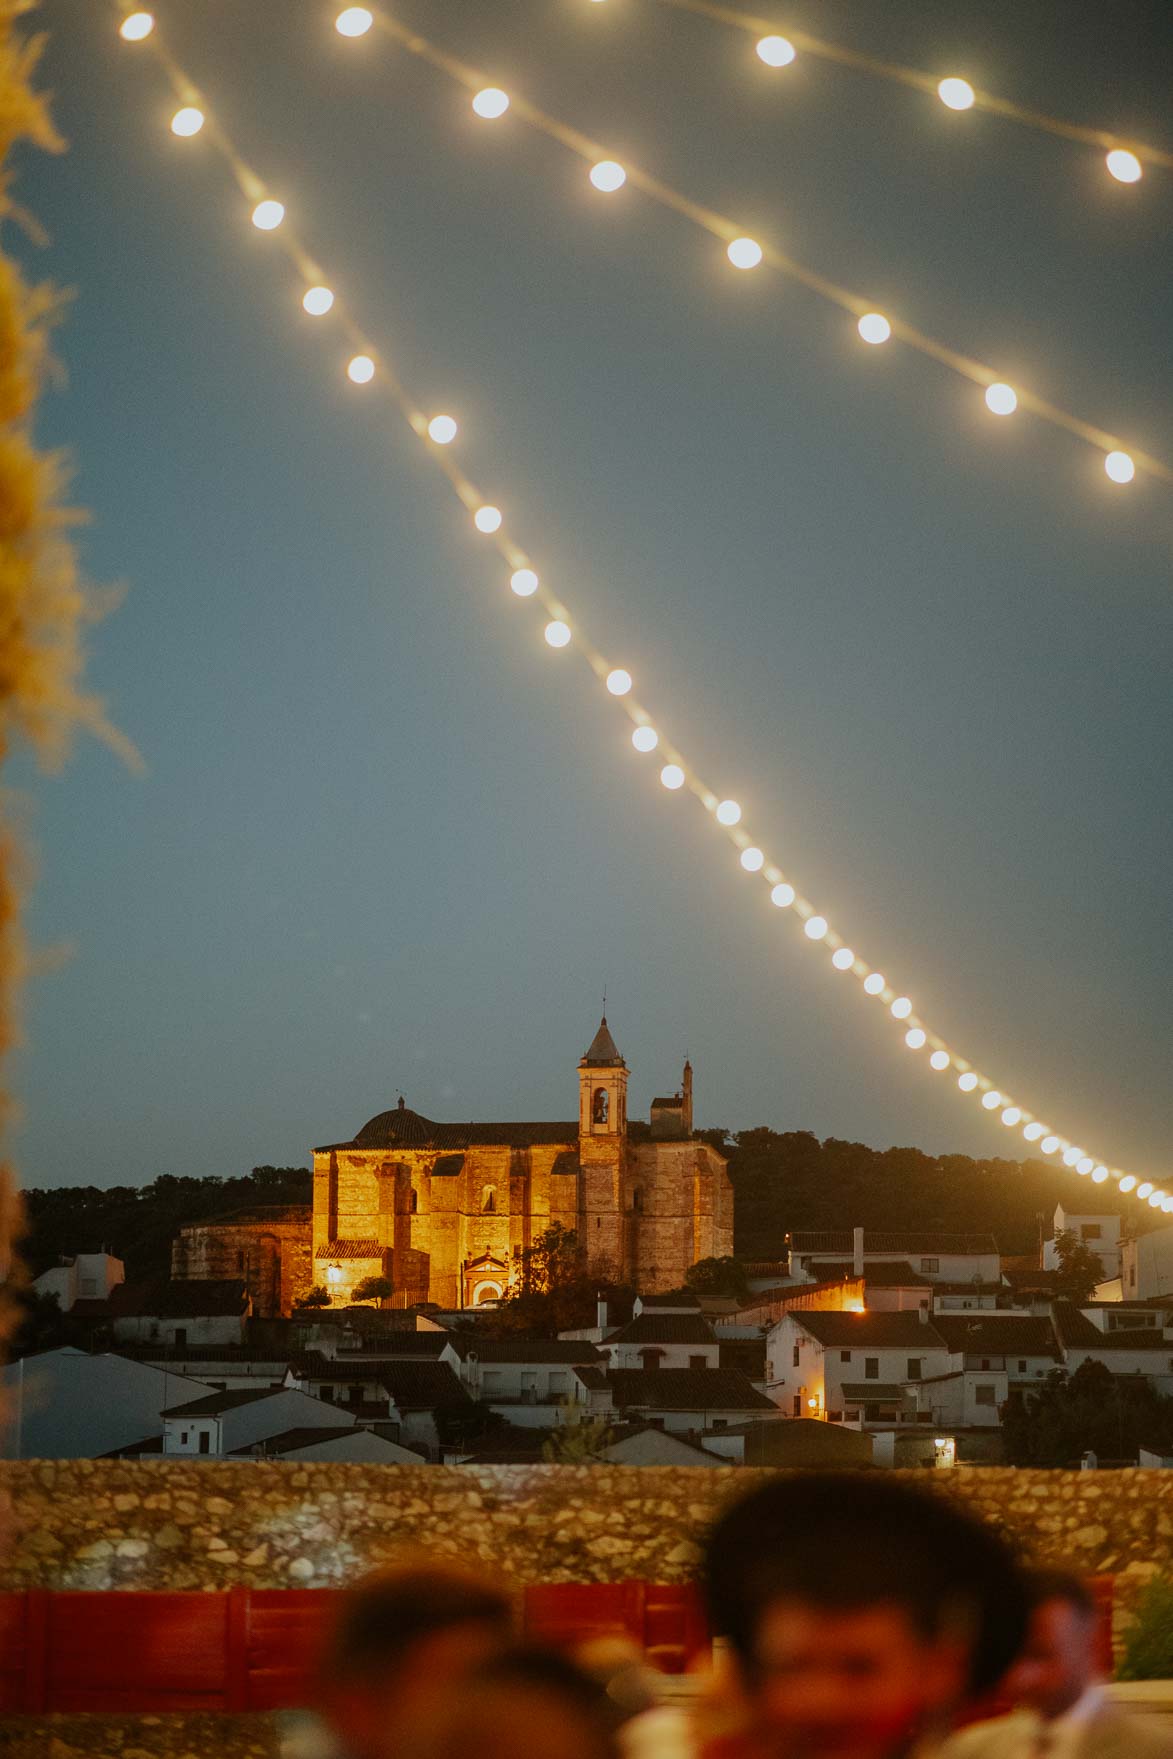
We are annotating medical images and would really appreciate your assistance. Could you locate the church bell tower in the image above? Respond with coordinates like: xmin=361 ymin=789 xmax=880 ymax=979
xmin=578 ymin=1015 xmax=629 ymax=1276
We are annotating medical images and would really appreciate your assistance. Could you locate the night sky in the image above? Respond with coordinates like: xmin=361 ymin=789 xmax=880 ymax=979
xmin=8 ymin=0 xmax=1171 ymax=1189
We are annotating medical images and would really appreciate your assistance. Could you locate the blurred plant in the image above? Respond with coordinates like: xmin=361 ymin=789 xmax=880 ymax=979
xmin=1117 ymin=1577 xmax=1173 ymax=1681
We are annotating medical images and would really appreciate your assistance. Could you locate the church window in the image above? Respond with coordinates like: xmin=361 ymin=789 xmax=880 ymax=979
xmin=592 ymin=1087 xmax=609 ymax=1125
xmin=410 ymin=1189 xmax=418 ymax=1213
xmin=482 ymin=1186 xmax=496 ymax=1213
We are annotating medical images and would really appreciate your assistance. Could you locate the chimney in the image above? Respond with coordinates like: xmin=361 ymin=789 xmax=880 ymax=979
xmin=919 ymin=1305 xmax=929 ymax=1325
xmin=853 ymin=1227 xmax=864 ymax=1278
xmin=597 ymin=1295 xmax=608 ymax=1333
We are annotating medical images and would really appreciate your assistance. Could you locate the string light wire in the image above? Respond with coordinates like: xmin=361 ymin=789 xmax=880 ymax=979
xmin=111 ymin=2 xmax=1161 ymax=1199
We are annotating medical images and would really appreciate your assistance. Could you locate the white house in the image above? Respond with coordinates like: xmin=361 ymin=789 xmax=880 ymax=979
xmin=600 ymin=1312 xmax=721 ymax=1371
xmin=605 ymin=1367 xmax=779 ymax=1435
xmin=1053 ymin=1301 xmax=1173 ymax=1394
xmin=110 ymin=1279 xmax=250 ymax=1349
xmin=788 ymin=1229 xmax=1000 ymax=1289
xmin=136 ymin=1347 xmax=290 ymax=1391
xmin=1044 ymin=1204 xmax=1121 ymax=1281
xmin=33 ymin=1252 xmax=125 ymax=1313
xmin=161 ymin=1384 xmax=355 ymax=1456
xmin=596 ymin=1424 xmax=725 ymax=1466
xmin=454 ymin=1339 xmax=604 ymax=1409
xmin=1120 ymin=1227 xmax=1173 ymax=1301
xmin=377 ymin=1360 xmax=481 ymax=1457
xmin=767 ymin=1309 xmax=952 ymax=1422
xmin=0 ymin=1348 xmax=208 ymax=1459
xmin=930 ymin=1314 xmax=1061 ymax=1383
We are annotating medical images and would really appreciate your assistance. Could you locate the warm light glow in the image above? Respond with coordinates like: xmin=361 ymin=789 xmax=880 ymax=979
xmin=1062 ymin=1147 xmax=1081 ymax=1166
xmin=958 ymin=1072 xmax=979 ymax=1092
xmin=474 ymin=504 xmax=503 ymax=533
xmin=905 ymin=1028 xmax=926 ymax=1049
xmin=252 ymin=199 xmax=285 ymax=230
xmin=1092 ymin=1165 xmax=1109 ymax=1184
xmin=335 ymin=7 xmax=373 ymax=36
xmin=756 ymin=35 xmax=796 ymax=67
xmin=1105 ymin=450 xmax=1135 ymax=484
xmin=771 ymin=882 xmax=795 ymax=908
xmin=981 ymin=1090 xmax=1001 ymax=1110
xmin=741 ymin=847 xmax=765 ymax=873
xmin=863 ymin=973 xmax=885 ymax=996
xmin=1023 ymin=1121 xmax=1044 ymax=1141
xmin=545 ymin=620 xmax=571 ymax=648
xmin=1106 ymin=148 xmax=1142 ymax=184
xmin=303 ymin=285 xmax=335 ymax=316
xmin=1076 ymin=1156 xmax=1094 ymax=1175
xmin=428 ymin=414 xmax=458 ymax=444
xmin=347 ymin=354 xmax=375 ymax=383
xmin=806 ymin=1396 xmax=818 ymax=1409
xmin=716 ymin=799 xmax=742 ymax=826
xmin=472 ymin=87 xmax=510 ymax=119
xmin=631 ymin=725 xmax=658 ymax=753
xmin=930 ymin=1050 xmax=950 ymax=1071
xmin=510 ymin=568 xmax=539 ymax=597
xmin=1150 ymin=1191 xmax=1166 ymax=1208
xmin=857 ymin=312 xmax=891 ymax=345
xmin=660 ymin=763 xmax=685 ymax=790
xmin=985 ymin=381 xmax=1018 ymax=416
xmin=727 ymin=236 xmax=763 ymax=270
xmin=589 ymin=160 xmax=627 ymax=192
xmin=1041 ymin=1135 xmax=1060 ymax=1154
xmin=1119 ymin=1175 xmax=1137 ymax=1193
xmin=1001 ymin=1106 xmax=1021 ymax=1126
xmin=120 ymin=11 xmax=154 ymax=41
xmin=832 ymin=947 xmax=854 ymax=971
xmin=606 ymin=668 xmax=632 ymax=695
xmin=804 ymin=915 xmax=828 ymax=941
xmin=326 ymin=1264 xmax=343 ymax=1284
xmin=890 ymin=996 xmax=912 ymax=1019
xmin=1138 ymin=1182 xmax=1154 ymax=1200
xmin=938 ymin=77 xmax=975 ymax=111
xmin=170 ymin=106 xmax=205 ymax=138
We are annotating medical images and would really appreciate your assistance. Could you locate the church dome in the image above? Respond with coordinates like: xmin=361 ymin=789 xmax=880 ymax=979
xmin=352 ymin=1101 xmax=439 ymax=1149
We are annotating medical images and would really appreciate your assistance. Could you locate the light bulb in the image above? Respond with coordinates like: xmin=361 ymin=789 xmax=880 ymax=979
xmin=756 ymin=35 xmax=796 ymax=67
xmin=930 ymin=1050 xmax=950 ymax=1071
xmin=890 ymin=996 xmax=912 ymax=1019
xmin=510 ymin=568 xmax=539 ymax=597
xmin=1106 ymin=149 xmax=1142 ymax=184
xmin=1150 ymin=1191 xmax=1165 ymax=1208
xmin=347 ymin=354 xmax=375 ymax=383
xmin=631 ymin=726 xmax=658 ymax=753
xmin=472 ymin=87 xmax=510 ymax=120
xmin=1138 ymin=1182 xmax=1154 ymax=1200
xmin=660 ymin=764 xmax=685 ymax=790
xmin=1104 ymin=450 xmax=1135 ymax=484
xmin=1076 ymin=1156 xmax=1094 ymax=1175
xmin=335 ymin=7 xmax=373 ymax=35
xmin=716 ymin=799 xmax=741 ymax=826
xmin=1040 ymin=1136 xmax=1059 ymax=1155
xmin=832 ymin=947 xmax=854 ymax=971
xmin=727 ymin=237 xmax=763 ymax=270
xmin=474 ymin=505 xmax=502 ymax=533
xmin=606 ymin=668 xmax=632 ymax=695
xmin=1119 ymin=1175 xmax=1137 ymax=1194
xmin=741 ymin=847 xmax=765 ymax=873
xmin=981 ymin=1090 xmax=1001 ymax=1110
xmin=958 ymin=1072 xmax=979 ymax=1092
xmin=303 ymin=285 xmax=335 ymax=316
xmin=252 ymin=199 xmax=285 ymax=230
xmin=120 ymin=11 xmax=154 ymax=40
xmin=771 ymin=883 xmax=795 ymax=908
xmin=545 ymin=620 xmax=571 ymax=648
xmin=1063 ymin=1147 xmax=1083 ymax=1167
xmin=804 ymin=916 xmax=828 ymax=941
xmin=938 ymin=78 xmax=975 ymax=110
xmin=1023 ymin=1122 xmax=1044 ymax=1141
xmin=1092 ymin=1166 xmax=1109 ymax=1184
xmin=428 ymin=414 xmax=458 ymax=444
xmin=985 ymin=382 xmax=1017 ymax=416
xmin=857 ymin=312 xmax=891 ymax=345
xmin=863 ymin=973 xmax=885 ymax=996
xmin=589 ymin=160 xmax=626 ymax=192
xmin=905 ymin=1028 xmax=926 ymax=1049
xmin=170 ymin=106 xmax=205 ymax=137
xmin=1001 ymin=1107 xmax=1021 ymax=1127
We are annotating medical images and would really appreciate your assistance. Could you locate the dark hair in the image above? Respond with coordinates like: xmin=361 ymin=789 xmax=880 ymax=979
xmin=324 ymin=1562 xmax=513 ymax=1681
xmin=703 ymin=1473 xmax=1028 ymax=1695
xmin=1026 ymin=1568 xmax=1097 ymax=1621
xmin=469 ymin=1645 xmax=615 ymax=1719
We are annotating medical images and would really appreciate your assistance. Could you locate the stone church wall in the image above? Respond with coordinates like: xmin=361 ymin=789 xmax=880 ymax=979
xmin=171 ymin=1210 xmax=312 ymax=1318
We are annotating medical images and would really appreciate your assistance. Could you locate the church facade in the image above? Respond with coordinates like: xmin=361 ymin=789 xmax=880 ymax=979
xmin=310 ymin=1017 xmax=733 ymax=1310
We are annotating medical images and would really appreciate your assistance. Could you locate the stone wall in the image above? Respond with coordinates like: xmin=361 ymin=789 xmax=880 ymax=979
xmin=2 ymin=1461 xmax=1173 ymax=1595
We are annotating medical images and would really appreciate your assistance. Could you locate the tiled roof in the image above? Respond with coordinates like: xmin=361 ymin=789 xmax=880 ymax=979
xmin=793 ymin=1311 xmax=947 ymax=1348
xmin=230 ymin=1425 xmax=359 ymax=1455
xmin=582 ymin=1016 xmax=624 ymax=1066
xmin=637 ymin=1290 xmax=701 ymax=1310
xmin=315 ymin=1240 xmax=383 ymax=1261
xmin=1053 ymin=1303 xmax=1172 ymax=1351
xmin=336 ymin=1333 xmax=453 ymax=1359
xmin=111 ymin=1279 xmax=249 ymax=1319
xmin=316 ymin=1104 xmax=576 ymax=1153
xmin=605 ymin=1314 xmax=717 ymax=1346
xmin=789 ymin=1231 xmax=999 ymax=1255
xmin=607 ymin=1368 xmax=777 ymax=1412
xmin=650 ymin=1096 xmax=683 ymax=1109
xmin=466 ymin=1339 xmax=603 ymax=1364
xmin=573 ymin=1365 xmax=610 ymax=1391
xmin=378 ymin=1361 xmax=474 ymax=1410
xmin=161 ymin=1387 xmax=275 ymax=1418
xmin=810 ymin=1261 xmax=935 ymax=1287
xmin=931 ymin=1316 xmax=1061 ymax=1359
xmin=840 ymin=1383 xmax=910 ymax=1401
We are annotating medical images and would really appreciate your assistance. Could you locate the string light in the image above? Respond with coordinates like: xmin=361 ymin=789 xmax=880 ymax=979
xmin=937 ymin=78 xmax=976 ymax=112
xmin=472 ymin=87 xmax=510 ymax=120
xmin=251 ymin=199 xmax=285 ymax=230
xmin=857 ymin=312 xmax=891 ymax=345
xmin=427 ymin=414 xmax=458 ymax=444
xmin=726 ymin=236 xmax=763 ymax=269
xmin=1119 ymin=1175 xmax=1137 ymax=1194
xmin=335 ymin=7 xmax=373 ymax=36
xmin=302 ymin=285 xmax=335 ymax=315
xmin=755 ymin=36 xmax=796 ymax=69
xmin=985 ymin=382 xmax=1018 ymax=416
xmin=1138 ymin=1183 xmax=1154 ymax=1201
xmin=119 ymin=11 xmax=153 ymax=41
xmin=118 ymin=7 xmax=1160 ymax=1203
xmin=716 ymin=799 xmax=741 ymax=826
xmin=170 ymin=106 xmax=204 ymax=137
xmin=1002 ymin=1106 xmax=1021 ymax=1126
xmin=1105 ymin=450 xmax=1135 ymax=484
xmin=1106 ymin=149 xmax=1142 ymax=184
xmin=589 ymin=160 xmax=627 ymax=192
xmin=606 ymin=667 xmax=632 ymax=695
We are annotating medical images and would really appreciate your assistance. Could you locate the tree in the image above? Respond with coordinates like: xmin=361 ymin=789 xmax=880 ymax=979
xmin=541 ymin=1402 xmax=615 ymax=1462
xmin=351 ymin=1275 xmax=393 ymax=1307
xmin=1051 ymin=1229 xmax=1106 ymax=1304
xmin=1001 ymin=1360 xmax=1173 ymax=1467
xmin=686 ymin=1256 xmax=749 ymax=1302
xmin=293 ymin=1285 xmax=331 ymax=1309
xmin=485 ymin=1224 xmax=633 ymax=1336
